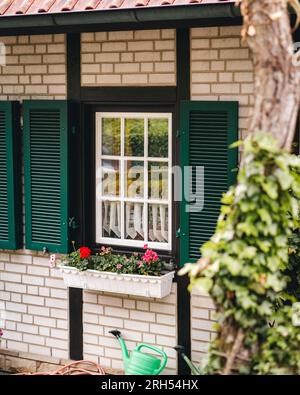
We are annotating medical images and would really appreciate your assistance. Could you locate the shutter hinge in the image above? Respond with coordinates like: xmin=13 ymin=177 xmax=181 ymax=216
xmin=176 ymin=228 xmax=181 ymax=238
xmin=176 ymin=130 xmax=180 ymax=138
xmin=69 ymin=217 xmax=79 ymax=230
xmin=71 ymin=126 xmax=76 ymax=135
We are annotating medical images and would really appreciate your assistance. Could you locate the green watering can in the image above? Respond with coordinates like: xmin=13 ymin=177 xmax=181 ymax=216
xmin=109 ymin=330 xmax=168 ymax=375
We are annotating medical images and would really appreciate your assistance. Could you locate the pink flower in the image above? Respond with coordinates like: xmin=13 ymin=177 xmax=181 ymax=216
xmin=137 ymin=261 xmax=143 ymax=267
xmin=116 ymin=264 xmax=123 ymax=270
xmin=143 ymin=244 xmax=148 ymax=250
xmin=0 ymin=328 xmax=3 ymax=337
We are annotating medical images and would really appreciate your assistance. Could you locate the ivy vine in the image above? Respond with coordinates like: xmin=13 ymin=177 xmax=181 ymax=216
xmin=181 ymin=132 xmax=300 ymax=374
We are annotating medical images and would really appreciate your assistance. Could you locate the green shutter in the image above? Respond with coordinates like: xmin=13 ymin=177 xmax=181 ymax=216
xmin=23 ymin=100 xmax=69 ymax=253
xmin=180 ymin=101 xmax=238 ymax=266
xmin=0 ymin=101 xmax=21 ymax=249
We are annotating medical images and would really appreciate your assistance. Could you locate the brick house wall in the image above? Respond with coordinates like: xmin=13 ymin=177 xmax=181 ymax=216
xmin=81 ymin=29 xmax=176 ymax=86
xmin=0 ymin=26 xmax=254 ymax=374
xmin=0 ymin=34 xmax=66 ymax=100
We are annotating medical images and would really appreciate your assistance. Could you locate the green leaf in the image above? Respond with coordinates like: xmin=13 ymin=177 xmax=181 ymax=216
xmin=275 ymin=169 xmax=293 ymax=190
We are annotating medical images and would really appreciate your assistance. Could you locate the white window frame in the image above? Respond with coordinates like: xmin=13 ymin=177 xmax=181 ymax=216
xmin=96 ymin=112 xmax=172 ymax=251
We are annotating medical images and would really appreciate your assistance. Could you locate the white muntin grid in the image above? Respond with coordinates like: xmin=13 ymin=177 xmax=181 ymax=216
xmin=96 ymin=112 xmax=172 ymax=251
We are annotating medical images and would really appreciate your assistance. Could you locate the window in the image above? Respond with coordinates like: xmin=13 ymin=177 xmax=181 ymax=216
xmin=96 ymin=112 xmax=172 ymax=250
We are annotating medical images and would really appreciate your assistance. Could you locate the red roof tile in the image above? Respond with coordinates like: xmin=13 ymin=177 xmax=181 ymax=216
xmin=0 ymin=0 xmax=236 ymax=16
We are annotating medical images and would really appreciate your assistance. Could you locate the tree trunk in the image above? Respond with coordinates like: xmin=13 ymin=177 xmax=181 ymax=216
xmin=241 ymin=0 xmax=300 ymax=151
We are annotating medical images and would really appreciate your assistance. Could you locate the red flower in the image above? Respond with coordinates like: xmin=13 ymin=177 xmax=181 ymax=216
xmin=79 ymin=247 xmax=91 ymax=259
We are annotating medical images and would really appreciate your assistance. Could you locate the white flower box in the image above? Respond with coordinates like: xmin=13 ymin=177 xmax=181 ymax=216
xmin=59 ymin=266 xmax=175 ymax=299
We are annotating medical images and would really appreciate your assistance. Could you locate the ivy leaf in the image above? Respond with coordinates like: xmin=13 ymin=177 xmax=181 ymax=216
xmin=275 ymin=169 xmax=293 ymax=190
xmin=191 ymin=278 xmax=213 ymax=294
xmin=262 ymin=180 xmax=278 ymax=200
xmin=223 ymin=256 xmax=242 ymax=276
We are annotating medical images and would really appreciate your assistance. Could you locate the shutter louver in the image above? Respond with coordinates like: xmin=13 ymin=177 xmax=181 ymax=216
xmin=0 ymin=102 xmax=21 ymax=250
xmin=24 ymin=101 xmax=69 ymax=253
xmin=180 ymin=101 xmax=238 ymax=266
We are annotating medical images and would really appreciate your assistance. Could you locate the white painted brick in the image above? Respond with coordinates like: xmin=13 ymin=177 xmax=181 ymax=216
xmin=23 ymin=295 xmax=44 ymax=306
xmin=97 ymin=294 xmax=123 ymax=307
xmin=29 ymin=345 xmax=51 ymax=356
xmin=45 ymin=278 xmax=64 ymax=289
xmin=84 ymin=334 xmax=98 ymax=344
xmin=39 ymin=327 xmax=50 ymax=337
xmin=5 ymin=263 xmax=26 ymax=273
xmin=39 ymin=287 xmax=50 ymax=297
xmin=50 ymin=308 xmax=66 ymax=319
xmin=5 ymin=283 xmax=26 ymax=293
xmin=34 ymin=316 xmax=56 ymax=328
xmin=1 ymin=272 xmax=22 ymax=283
xmin=28 ymin=305 xmax=50 ymax=317
xmin=105 ymin=306 xmax=129 ymax=318
xmin=22 ymin=314 xmax=33 ymax=324
xmin=27 ymin=265 xmax=49 ymax=276
xmin=11 ymin=293 xmax=21 ymax=303
xmin=150 ymin=323 xmax=173 ymax=336
xmin=4 ymin=330 xmax=22 ymax=341
xmin=23 ymin=334 xmax=45 ymax=345
xmin=84 ymin=303 xmax=104 ymax=315
xmin=84 ymin=323 xmax=103 ymax=335
xmin=130 ymin=310 xmax=155 ymax=322
xmin=50 ymin=288 xmax=67 ymax=299
xmin=99 ymin=316 xmax=124 ymax=328
xmin=150 ymin=303 xmax=176 ymax=315
xmin=10 ymin=254 xmax=32 ymax=264
xmin=83 ymin=292 xmax=98 ymax=303
xmin=83 ymin=313 xmax=98 ymax=324
xmin=50 ymin=328 xmax=67 ymax=340
xmin=22 ymin=275 xmax=44 ymax=286
xmin=142 ymin=333 xmax=156 ymax=344
xmin=156 ymin=335 xmax=176 ymax=347
xmin=45 ymin=338 xmax=68 ymax=350
xmin=56 ymin=319 xmax=68 ymax=330
xmin=6 ymin=302 xmax=27 ymax=313
xmin=7 ymin=340 xmax=28 ymax=352
xmin=156 ymin=314 xmax=176 ymax=325
xmin=123 ymin=299 xmax=135 ymax=309
xmin=124 ymin=320 xmax=149 ymax=332
xmin=45 ymin=298 xmax=67 ymax=309
xmin=136 ymin=301 xmax=149 ymax=311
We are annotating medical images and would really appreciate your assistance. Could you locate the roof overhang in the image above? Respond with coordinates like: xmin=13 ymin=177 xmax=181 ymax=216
xmin=0 ymin=4 xmax=242 ymax=35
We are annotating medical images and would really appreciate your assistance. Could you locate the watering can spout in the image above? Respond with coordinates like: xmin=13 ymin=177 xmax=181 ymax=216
xmin=109 ymin=329 xmax=130 ymax=368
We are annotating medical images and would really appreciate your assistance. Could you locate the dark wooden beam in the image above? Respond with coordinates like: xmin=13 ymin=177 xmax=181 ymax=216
xmin=67 ymin=33 xmax=83 ymax=361
xmin=176 ymin=28 xmax=192 ymax=375
xmin=80 ymin=86 xmax=177 ymax=103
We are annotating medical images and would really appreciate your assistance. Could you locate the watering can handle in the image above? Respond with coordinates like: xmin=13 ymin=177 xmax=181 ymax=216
xmin=136 ymin=344 xmax=168 ymax=375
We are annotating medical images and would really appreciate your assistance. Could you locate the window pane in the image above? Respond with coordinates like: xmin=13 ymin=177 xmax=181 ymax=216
xmin=125 ymin=118 xmax=144 ymax=157
xmin=126 ymin=160 xmax=144 ymax=198
xmin=125 ymin=202 xmax=144 ymax=240
xmin=148 ymin=162 xmax=168 ymax=200
xmin=102 ymin=201 xmax=121 ymax=239
xmin=102 ymin=118 xmax=121 ymax=156
xmin=148 ymin=204 xmax=168 ymax=242
xmin=102 ymin=159 xmax=120 ymax=196
xmin=148 ymin=118 xmax=168 ymax=158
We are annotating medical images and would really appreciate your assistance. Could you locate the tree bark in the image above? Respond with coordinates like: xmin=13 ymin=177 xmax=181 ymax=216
xmin=241 ymin=0 xmax=300 ymax=151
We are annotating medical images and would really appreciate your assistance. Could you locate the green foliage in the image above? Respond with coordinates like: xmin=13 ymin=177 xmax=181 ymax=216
xmin=62 ymin=246 xmax=164 ymax=277
xmin=181 ymin=132 xmax=300 ymax=374
xmin=254 ymin=306 xmax=300 ymax=375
